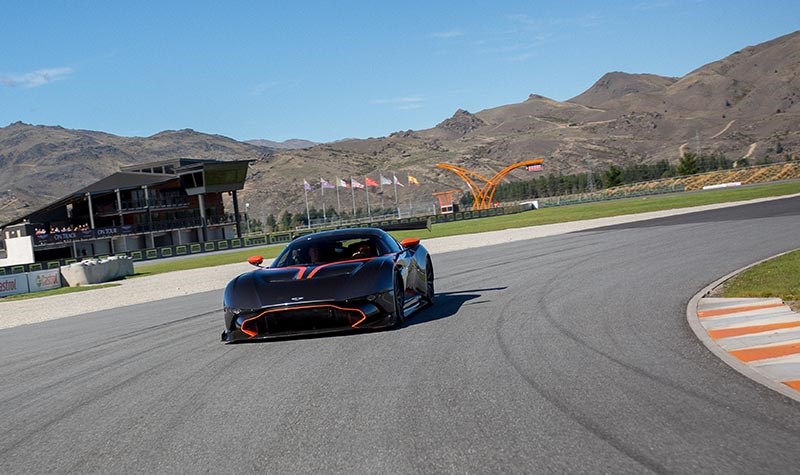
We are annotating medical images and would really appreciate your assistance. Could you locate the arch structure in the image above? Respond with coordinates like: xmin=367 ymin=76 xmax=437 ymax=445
xmin=436 ymin=158 xmax=545 ymax=210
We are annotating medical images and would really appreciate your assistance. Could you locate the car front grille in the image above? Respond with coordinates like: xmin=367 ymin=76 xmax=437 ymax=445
xmin=240 ymin=304 xmax=367 ymax=337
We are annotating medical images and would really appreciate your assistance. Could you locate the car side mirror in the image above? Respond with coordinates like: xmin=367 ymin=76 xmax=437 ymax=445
xmin=401 ymin=237 xmax=420 ymax=249
xmin=247 ymin=255 xmax=264 ymax=267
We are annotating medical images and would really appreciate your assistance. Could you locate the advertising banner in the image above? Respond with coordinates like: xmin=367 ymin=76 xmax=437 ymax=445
xmin=27 ymin=269 xmax=62 ymax=292
xmin=0 ymin=274 xmax=30 ymax=298
xmin=33 ymin=225 xmax=135 ymax=245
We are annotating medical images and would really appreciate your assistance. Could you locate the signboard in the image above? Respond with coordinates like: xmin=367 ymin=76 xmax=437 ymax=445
xmin=526 ymin=164 xmax=543 ymax=172
xmin=0 ymin=274 xmax=30 ymax=298
xmin=34 ymin=225 xmax=135 ymax=245
xmin=27 ymin=269 xmax=62 ymax=292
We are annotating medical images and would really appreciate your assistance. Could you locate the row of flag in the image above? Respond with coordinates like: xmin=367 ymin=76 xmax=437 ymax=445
xmin=304 ymin=174 xmax=420 ymax=192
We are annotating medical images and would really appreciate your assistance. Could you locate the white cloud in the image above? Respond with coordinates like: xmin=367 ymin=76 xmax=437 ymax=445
xmin=634 ymin=1 xmax=674 ymax=11
xmin=370 ymin=96 xmax=423 ymax=105
xmin=370 ymin=96 xmax=425 ymax=110
xmin=397 ymin=103 xmax=423 ymax=110
xmin=0 ymin=67 xmax=74 ymax=88
xmin=251 ymin=81 xmax=280 ymax=96
xmin=431 ymin=30 xmax=464 ymax=39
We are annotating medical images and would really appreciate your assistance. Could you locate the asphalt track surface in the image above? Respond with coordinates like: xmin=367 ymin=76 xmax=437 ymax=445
xmin=1 ymin=197 xmax=799 ymax=474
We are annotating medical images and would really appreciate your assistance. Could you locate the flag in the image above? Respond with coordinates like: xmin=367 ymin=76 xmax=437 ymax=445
xmin=379 ymin=175 xmax=392 ymax=185
xmin=393 ymin=175 xmax=404 ymax=187
xmin=303 ymin=179 xmax=312 ymax=191
xmin=321 ymin=178 xmax=335 ymax=189
xmin=526 ymin=164 xmax=543 ymax=171
xmin=365 ymin=177 xmax=379 ymax=187
xmin=407 ymin=174 xmax=420 ymax=186
xmin=338 ymin=178 xmax=349 ymax=188
xmin=351 ymin=178 xmax=365 ymax=189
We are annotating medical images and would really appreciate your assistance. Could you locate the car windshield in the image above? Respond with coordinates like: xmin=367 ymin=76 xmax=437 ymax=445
xmin=272 ymin=234 xmax=392 ymax=267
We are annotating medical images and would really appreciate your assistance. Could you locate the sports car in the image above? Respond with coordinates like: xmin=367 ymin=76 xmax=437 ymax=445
xmin=221 ymin=227 xmax=434 ymax=342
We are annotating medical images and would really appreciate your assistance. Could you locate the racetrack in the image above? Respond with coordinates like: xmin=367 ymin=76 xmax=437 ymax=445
xmin=1 ymin=197 xmax=799 ymax=473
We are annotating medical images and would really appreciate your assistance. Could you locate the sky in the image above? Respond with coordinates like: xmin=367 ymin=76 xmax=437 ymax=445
xmin=1 ymin=1 xmax=798 ymax=143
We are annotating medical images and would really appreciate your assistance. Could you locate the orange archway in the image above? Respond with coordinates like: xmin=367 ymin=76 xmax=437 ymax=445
xmin=436 ymin=158 xmax=545 ymax=209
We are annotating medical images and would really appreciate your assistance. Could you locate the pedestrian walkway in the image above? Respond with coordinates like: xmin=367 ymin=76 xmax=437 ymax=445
xmin=696 ymin=297 xmax=800 ymax=394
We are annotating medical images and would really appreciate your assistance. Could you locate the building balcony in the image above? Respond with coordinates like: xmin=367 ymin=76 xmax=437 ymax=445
xmin=94 ymin=198 xmax=190 ymax=217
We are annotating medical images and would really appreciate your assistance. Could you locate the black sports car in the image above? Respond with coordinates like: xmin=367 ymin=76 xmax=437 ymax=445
xmin=221 ymin=227 xmax=434 ymax=342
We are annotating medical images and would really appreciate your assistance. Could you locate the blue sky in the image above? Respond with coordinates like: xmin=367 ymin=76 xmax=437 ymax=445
xmin=1 ymin=1 xmax=798 ymax=143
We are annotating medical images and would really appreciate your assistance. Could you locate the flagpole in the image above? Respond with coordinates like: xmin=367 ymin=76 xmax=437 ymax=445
xmin=350 ymin=177 xmax=356 ymax=217
xmin=319 ymin=178 xmax=327 ymax=222
xmin=335 ymin=177 xmax=341 ymax=218
xmin=304 ymin=184 xmax=311 ymax=229
xmin=393 ymin=174 xmax=400 ymax=218
xmin=365 ymin=176 xmax=372 ymax=220
xmin=379 ymin=171 xmax=384 ymax=208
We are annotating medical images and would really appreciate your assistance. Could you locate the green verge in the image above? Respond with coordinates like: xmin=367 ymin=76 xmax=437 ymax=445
xmin=1 ymin=283 xmax=122 ymax=301
xmin=2 ymin=181 xmax=800 ymax=301
xmin=723 ymin=249 xmax=800 ymax=305
xmin=133 ymin=246 xmax=285 ymax=276
xmin=114 ymin=180 xmax=800 ymax=277
xmin=392 ymin=181 xmax=800 ymax=240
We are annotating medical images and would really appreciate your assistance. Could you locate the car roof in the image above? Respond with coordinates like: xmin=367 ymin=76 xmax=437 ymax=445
xmin=291 ymin=227 xmax=389 ymax=242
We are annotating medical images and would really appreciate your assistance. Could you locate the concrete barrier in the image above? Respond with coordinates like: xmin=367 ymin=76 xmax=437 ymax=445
xmin=60 ymin=256 xmax=134 ymax=287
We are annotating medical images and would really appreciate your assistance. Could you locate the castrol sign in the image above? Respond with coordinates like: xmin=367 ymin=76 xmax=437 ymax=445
xmin=0 ymin=274 xmax=29 ymax=297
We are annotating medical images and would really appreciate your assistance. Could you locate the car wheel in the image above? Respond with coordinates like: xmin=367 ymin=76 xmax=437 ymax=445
xmin=424 ymin=258 xmax=434 ymax=305
xmin=393 ymin=270 xmax=405 ymax=326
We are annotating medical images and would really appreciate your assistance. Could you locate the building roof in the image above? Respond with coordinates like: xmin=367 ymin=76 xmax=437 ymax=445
xmin=1 ymin=158 xmax=253 ymax=228
xmin=76 ymin=172 xmax=176 ymax=194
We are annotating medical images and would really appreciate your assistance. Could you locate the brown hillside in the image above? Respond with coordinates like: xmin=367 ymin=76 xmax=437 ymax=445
xmin=1 ymin=31 xmax=799 ymax=224
xmin=569 ymin=72 xmax=677 ymax=108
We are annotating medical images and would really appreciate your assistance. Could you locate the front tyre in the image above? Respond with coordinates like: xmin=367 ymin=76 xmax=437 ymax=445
xmin=423 ymin=258 xmax=435 ymax=306
xmin=392 ymin=270 xmax=405 ymax=326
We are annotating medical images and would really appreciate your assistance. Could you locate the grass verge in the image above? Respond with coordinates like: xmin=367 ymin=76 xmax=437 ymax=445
xmin=97 ymin=180 xmax=800 ymax=278
xmin=3 ymin=180 xmax=797 ymax=303
xmin=722 ymin=249 xmax=800 ymax=310
xmin=133 ymin=247 xmax=284 ymax=277
xmin=392 ymin=181 xmax=800 ymax=240
xmin=1 ymin=283 xmax=122 ymax=301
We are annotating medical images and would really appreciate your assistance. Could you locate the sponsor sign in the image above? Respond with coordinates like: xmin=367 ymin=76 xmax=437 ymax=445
xmin=33 ymin=225 xmax=135 ymax=245
xmin=526 ymin=164 xmax=543 ymax=171
xmin=95 ymin=227 xmax=119 ymax=237
xmin=27 ymin=269 xmax=62 ymax=292
xmin=0 ymin=274 xmax=30 ymax=297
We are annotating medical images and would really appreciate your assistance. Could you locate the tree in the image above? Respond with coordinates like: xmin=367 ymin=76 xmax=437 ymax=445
xmin=279 ymin=211 xmax=293 ymax=230
xmin=266 ymin=214 xmax=277 ymax=232
xmin=678 ymin=152 xmax=699 ymax=176
xmin=602 ymin=165 xmax=623 ymax=188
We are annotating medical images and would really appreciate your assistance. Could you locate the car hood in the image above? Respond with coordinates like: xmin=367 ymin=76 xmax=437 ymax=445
xmin=223 ymin=256 xmax=394 ymax=309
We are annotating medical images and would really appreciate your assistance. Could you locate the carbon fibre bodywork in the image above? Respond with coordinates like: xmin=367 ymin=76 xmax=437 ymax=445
xmin=221 ymin=228 xmax=433 ymax=342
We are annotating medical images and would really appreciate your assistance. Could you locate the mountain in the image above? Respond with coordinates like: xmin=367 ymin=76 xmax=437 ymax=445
xmin=568 ymin=72 xmax=677 ymax=108
xmin=0 ymin=124 xmax=268 ymax=221
xmin=1 ymin=31 xmax=799 ymax=225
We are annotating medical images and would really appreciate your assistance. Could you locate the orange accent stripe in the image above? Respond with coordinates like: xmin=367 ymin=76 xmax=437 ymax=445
xmin=697 ymin=302 xmax=785 ymax=318
xmin=730 ymin=342 xmax=800 ymax=362
xmin=708 ymin=321 xmax=800 ymax=340
xmin=305 ymin=257 xmax=374 ymax=280
xmin=261 ymin=266 xmax=308 ymax=280
xmin=784 ymin=380 xmax=800 ymax=391
xmin=240 ymin=304 xmax=368 ymax=338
